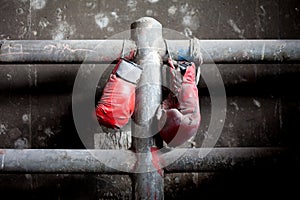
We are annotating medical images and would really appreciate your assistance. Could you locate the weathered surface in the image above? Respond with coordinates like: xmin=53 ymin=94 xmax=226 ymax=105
xmin=0 ymin=0 xmax=299 ymax=199
xmin=1 ymin=40 xmax=300 ymax=64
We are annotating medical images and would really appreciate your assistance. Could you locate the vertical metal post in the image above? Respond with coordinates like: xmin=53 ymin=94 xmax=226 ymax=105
xmin=130 ymin=17 xmax=165 ymax=199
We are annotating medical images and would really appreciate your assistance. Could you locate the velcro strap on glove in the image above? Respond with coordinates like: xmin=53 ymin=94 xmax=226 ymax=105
xmin=116 ymin=58 xmax=142 ymax=84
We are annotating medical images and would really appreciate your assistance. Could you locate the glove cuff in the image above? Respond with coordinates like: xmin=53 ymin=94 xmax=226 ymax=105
xmin=116 ymin=58 xmax=142 ymax=84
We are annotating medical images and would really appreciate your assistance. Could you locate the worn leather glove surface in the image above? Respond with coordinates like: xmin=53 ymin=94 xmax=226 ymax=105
xmin=96 ymin=57 xmax=142 ymax=129
xmin=157 ymin=59 xmax=201 ymax=147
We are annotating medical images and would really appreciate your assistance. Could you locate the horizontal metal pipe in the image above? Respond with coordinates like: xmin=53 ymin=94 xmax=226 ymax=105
xmin=0 ymin=40 xmax=136 ymax=64
xmin=163 ymin=147 xmax=291 ymax=173
xmin=0 ymin=148 xmax=290 ymax=174
xmin=166 ymin=39 xmax=300 ymax=64
xmin=1 ymin=40 xmax=299 ymax=64
xmin=0 ymin=149 xmax=136 ymax=174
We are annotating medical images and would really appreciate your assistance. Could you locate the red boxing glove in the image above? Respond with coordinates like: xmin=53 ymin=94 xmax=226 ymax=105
xmin=157 ymin=59 xmax=201 ymax=147
xmin=96 ymin=58 xmax=142 ymax=129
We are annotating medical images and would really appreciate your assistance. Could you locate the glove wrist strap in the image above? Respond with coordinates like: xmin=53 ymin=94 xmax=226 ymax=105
xmin=116 ymin=59 xmax=142 ymax=84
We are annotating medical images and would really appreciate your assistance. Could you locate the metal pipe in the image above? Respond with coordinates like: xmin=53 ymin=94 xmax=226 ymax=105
xmin=0 ymin=149 xmax=136 ymax=174
xmin=1 ymin=40 xmax=300 ymax=64
xmin=0 ymin=40 xmax=136 ymax=64
xmin=0 ymin=148 xmax=290 ymax=174
xmin=163 ymin=147 xmax=291 ymax=173
xmin=130 ymin=17 xmax=164 ymax=200
xmin=166 ymin=39 xmax=300 ymax=64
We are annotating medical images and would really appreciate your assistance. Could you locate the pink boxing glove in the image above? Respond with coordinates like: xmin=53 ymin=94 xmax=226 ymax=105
xmin=157 ymin=59 xmax=201 ymax=147
xmin=96 ymin=57 xmax=142 ymax=129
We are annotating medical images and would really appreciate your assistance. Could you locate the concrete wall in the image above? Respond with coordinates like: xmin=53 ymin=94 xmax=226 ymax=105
xmin=0 ymin=0 xmax=299 ymax=199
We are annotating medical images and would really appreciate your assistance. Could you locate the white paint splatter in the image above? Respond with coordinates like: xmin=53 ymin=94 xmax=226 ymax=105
xmin=44 ymin=127 xmax=54 ymax=137
xmin=110 ymin=12 xmax=119 ymax=20
xmin=146 ymin=10 xmax=153 ymax=16
xmin=147 ymin=0 xmax=159 ymax=3
xmin=230 ymin=102 xmax=240 ymax=111
xmin=179 ymin=3 xmax=188 ymax=13
xmin=22 ymin=114 xmax=29 ymax=123
xmin=253 ymin=99 xmax=261 ymax=108
xmin=30 ymin=0 xmax=46 ymax=10
xmin=127 ymin=0 xmax=137 ymax=12
xmin=179 ymin=4 xmax=199 ymax=31
xmin=107 ymin=27 xmax=114 ymax=32
xmin=86 ymin=2 xmax=96 ymax=10
xmin=182 ymin=14 xmax=199 ymax=31
xmin=227 ymin=19 xmax=245 ymax=39
xmin=56 ymin=8 xmax=64 ymax=22
xmin=0 ymin=124 xmax=7 ymax=135
xmin=184 ymin=27 xmax=192 ymax=37
xmin=95 ymin=13 xmax=109 ymax=29
xmin=39 ymin=18 xmax=50 ymax=29
xmin=6 ymin=74 xmax=12 ymax=80
xmin=182 ymin=15 xmax=192 ymax=26
xmin=14 ymin=137 xmax=29 ymax=149
xmin=16 ymin=8 xmax=24 ymax=15
xmin=168 ymin=5 xmax=177 ymax=15
xmin=52 ymin=21 xmax=76 ymax=40
xmin=228 ymin=19 xmax=242 ymax=34
xmin=260 ymin=5 xmax=266 ymax=16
